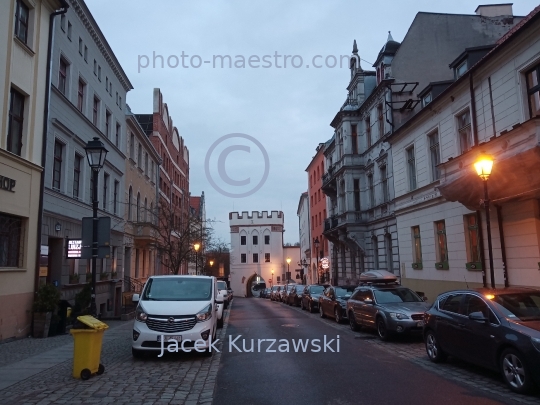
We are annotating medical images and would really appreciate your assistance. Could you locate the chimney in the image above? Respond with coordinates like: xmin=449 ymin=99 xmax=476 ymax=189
xmin=475 ymin=3 xmax=513 ymax=17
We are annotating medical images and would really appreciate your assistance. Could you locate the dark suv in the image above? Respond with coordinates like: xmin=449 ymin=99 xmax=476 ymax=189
xmin=424 ymin=288 xmax=540 ymax=394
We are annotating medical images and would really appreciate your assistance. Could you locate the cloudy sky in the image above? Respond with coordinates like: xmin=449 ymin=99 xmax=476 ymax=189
xmin=86 ymin=0 xmax=538 ymax=245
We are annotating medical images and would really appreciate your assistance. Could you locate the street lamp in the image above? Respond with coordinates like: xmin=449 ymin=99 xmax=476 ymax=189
xmin=193 ymin=243 xmax=200 ymax=275
xmin=297 ymin=258 xmax=308 ymax=284
xmin=314 ymin=237 xmax=320 ymax=284
xmin=84 ymin=137 xmax=108 ymax=317
xmin=286 ymin=257 xmax=291 ymax=285
xmin=271 ymin=269 xmax=274 ymax=287
xmin=474 ymin=155 xmax=495 ymax=289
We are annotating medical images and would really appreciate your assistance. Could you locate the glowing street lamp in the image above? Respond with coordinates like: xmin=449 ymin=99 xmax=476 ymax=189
xmin=193 ymin=243 xmax=201 ymax=275
xmin=286 ymin=257 xmax=291 ymax=284
xmin=474 ymin=154 xmax=495 ymax=289
xmin=271 ymin=269 xmax=274 ymax=287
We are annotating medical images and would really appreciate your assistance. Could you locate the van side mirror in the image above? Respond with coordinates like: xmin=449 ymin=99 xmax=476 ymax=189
xmin=132 ymin=294 xmax=140 ymax=302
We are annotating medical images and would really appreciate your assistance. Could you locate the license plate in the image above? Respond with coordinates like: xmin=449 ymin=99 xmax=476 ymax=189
xmin=416 ymin=321 xmax=424 ymax=327
xmin=157 ymin=335 xmax=182 ymax=342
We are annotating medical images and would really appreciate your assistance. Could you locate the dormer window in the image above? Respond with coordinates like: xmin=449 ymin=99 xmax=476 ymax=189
xmin=422 ymin=92 xmax=432 ymax=107
xmin=456 ymin=60 xmax=468 ymax=78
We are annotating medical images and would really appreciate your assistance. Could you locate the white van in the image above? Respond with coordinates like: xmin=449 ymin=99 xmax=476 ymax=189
xmin=131 ymin=275 xmax=222 ymax=358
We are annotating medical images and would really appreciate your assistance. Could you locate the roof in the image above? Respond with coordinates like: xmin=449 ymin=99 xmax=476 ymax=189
xmin=134 ymin=114 xmax=153 ymax=136
xmin=190 ymin=196 xmax=202 ymax=217
xmin=475 ymin=3 xmax=513 ymax=13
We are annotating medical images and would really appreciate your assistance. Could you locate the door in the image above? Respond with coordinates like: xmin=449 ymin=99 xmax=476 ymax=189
xmin=348 ymin=290 xmax=364 ymax=324
xmin=458 ymin=294 xmax=498 ymax=368
xmin=359 ymin=289 xmax=377 ymax=328
xmin=322 ymin=288 xmax=333 ymax=316
xmin=436 ymin=293 xmax=465 ymax=356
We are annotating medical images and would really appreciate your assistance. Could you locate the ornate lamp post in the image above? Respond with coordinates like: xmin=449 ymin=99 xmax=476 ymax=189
xmin=474 ymin=155 xmax=495 ymax=289
xmin=286 ymin=257 xmax=291 ymax=285
xmin=84 ymin=137 xmax=108 ymax=316
xmin=193 ymin=243 xmax=201 ymax=275
xmin=314 ymin=237 xmax=320 ymax=284
xmin=297 ymin=258 xmax=308 ymax=284
xmin=271 ymin=269 xmax=274 ymax=287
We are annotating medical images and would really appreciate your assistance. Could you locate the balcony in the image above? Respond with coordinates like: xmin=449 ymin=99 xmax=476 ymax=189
xmin=132 ymin=222 xmax=157 ymax=243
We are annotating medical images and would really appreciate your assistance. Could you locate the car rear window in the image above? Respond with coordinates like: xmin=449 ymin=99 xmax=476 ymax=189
xmin=142 ymin=278 xmax=212 ymax=301
xmin=217 ymin=281 xmax=227 ymax=290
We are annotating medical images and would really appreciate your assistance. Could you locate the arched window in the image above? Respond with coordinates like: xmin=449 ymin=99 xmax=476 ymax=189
xmin=385 ymin=233 xmax=393 ymax=273
xmin=150 ymin=201 xmax=154 ymax=224
xmin=144 ymin=197 xmax=148 ymax=222
xmin=372 ymin=235 xmax=379 ymax=269
xmin=136 ymin=192 xmax=141 ymax=222
xmin=128 ymin=186 xmax=133 ymax=220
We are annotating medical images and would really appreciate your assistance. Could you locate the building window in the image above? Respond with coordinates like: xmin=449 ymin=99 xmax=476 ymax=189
xmin=435 ymin=220 xmax=448 ymax=264
xmin=7 ymin=88 xmax=25 ymax=156
xmin=60 ymin=14 xmax=65 ymax=31
xmin=113 ymin=180 xmax=119 ymax=214
xmin=115 ymin=123 xmax=120 ymax=147
xmin=58 ymin=57 xmax=68 ymax=95
xmin=67 ymin=22 xmax=72 ymax=40
xmin=380 ymin=166 xmax=388 ymax=203
xmin=465 ymin=214 xmax=481 ymax=264
xmin=365 ymin=116 xmax=371 ymax=148
xmin=354 ymin=179 xmax=360 ymax=211
xmin=78 ymin=38 xmax=83 ymax=55
xmin=457 ymin=110 xmax=472 ymax=153
xmin=265 ymin=253 xmax=270 ymax=262
xmin=253 ymin=235 xmax=258 ymax=245
xmin=0 ymin=214 xmax=23 ymax=267
xmin=98 ymin=66 xmax=101 ymax=81
xmin=428 ymin=131 xmax=441 ymax=181
xmin=128 ymin=186 xmax=133 ymax=220
xmin=102 ymin=173 xmax=109 ymax=210
xmin=422 ymin=92 xmax=432 ymax=107
xmin=93 ymin=59 xmax=97 ymax=75
xmin=105 ymin=111 xmax=111 ymax=138
xmin=145 ymin=153 xmax=149 ymax=176
xmin=264 ymin=235 xmax=270 ymax=245
xmin=144 ymin=198 xmax=148 ymax=222
xmin=455 ymin=60 xmax=467 ymax=78
xmin=240 ymin=235 xmax=246 ymax=245
xmin=385 ymin=234 xmax=393 ymax=272
xmin=526 ymin=64 xmax=540 ymax=118
xmin=14 ymin=0 xmax=29 ymax=44
xmin=351 ymin=124 xmax=358 ymax=154
xmin=377 ymin=104 xmax=384 ymax=138
xmin=241 ymin=253 xmax=246 ymax=263
xmin=368 ymin=173 xmax=375 ymax=207
xmin=253 ymin=253 xmax=259 ymax=263
xmin=77 ymin=79 xmax=85 ymax=112
xmin=136 ymin=192 xmax=141 ymax=222
xmin=84 ymin=45 xmax=88 ymax=62
xmin=138 ymin=142 xmax=142 ymax=167
xmin=92 ymin=96 xmax=99 ymax=126
xmin=73 ymin=153 xmax=81 ymax=198
xmin=407 ymin=146 xmax=417 ymax=190
xmin=412 ymin=226 xmax=422 ymax=264
xmin=372 ymin=236 xmax=379 ymax=269
xmin=130 ymin=132 xmax=135 ymax=158
xmin=52 ymin=140 xmax=63 ymax=190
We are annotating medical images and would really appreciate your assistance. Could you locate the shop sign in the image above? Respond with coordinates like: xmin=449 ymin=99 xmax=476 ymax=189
xmin=0 ymin=175 xmax=16 ymax=192
xmin=66 ymin=239 xmax=82 ymax=258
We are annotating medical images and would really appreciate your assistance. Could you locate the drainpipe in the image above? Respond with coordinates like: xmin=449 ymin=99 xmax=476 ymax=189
xmin=496 ymin=205 xmax=509 ymax=287
xmin=33 ymin=0 xmax=69 ymax=336
xmin=469 ymin=73 xmax=479 ymax=146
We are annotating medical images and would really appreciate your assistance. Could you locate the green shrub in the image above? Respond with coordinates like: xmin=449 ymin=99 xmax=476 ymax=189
xmin=33 ymin=283 xmax=60 ymax=313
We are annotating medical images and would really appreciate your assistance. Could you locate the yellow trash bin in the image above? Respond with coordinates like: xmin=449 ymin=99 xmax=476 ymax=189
xmin=70 ymin=315 xmax=109 ymax=380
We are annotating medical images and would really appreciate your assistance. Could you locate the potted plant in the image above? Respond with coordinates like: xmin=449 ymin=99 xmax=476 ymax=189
xmin=69 ymin=273 xmax=80 ymax=284
xmin=100 ymin=271 xmax=109 ymax=281
xmin=85 ymin=271 xmax=92 ymax=283
xmin=111 ymin=271 xmax=118 ymax=279
xmin=33 ymin=283 xmax=60 ymax=338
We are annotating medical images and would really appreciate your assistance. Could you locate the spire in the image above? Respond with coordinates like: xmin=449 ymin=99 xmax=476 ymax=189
xmin=352 ymin=39 xmax=358 ymax=54
xmin=387 ymin=31 xmax=394 ymax=42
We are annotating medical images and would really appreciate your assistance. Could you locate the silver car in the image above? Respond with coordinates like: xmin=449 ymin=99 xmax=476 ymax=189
xmin=346 ymin=285 xmax=429 ymax=340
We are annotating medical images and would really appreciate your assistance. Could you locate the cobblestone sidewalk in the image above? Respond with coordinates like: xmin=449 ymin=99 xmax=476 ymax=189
xmin=0 ymin=305 xmax=232 ymax=405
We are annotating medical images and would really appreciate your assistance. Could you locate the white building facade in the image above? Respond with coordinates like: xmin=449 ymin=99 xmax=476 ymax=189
xmin=297 ymin=192 xmax=311 ymax=284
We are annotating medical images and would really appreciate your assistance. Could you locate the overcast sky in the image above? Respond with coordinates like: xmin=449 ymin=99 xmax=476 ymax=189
xmin=86 ymin=0 xmax=538 ymax=245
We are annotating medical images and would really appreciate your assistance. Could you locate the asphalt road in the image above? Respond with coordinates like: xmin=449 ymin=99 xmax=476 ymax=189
xmin=214 ymin=297 xmax=517 ymax=405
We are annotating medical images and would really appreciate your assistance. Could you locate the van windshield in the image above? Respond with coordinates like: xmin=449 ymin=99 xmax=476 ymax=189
xmin=142 ymin=278 xmax=212 ymax=301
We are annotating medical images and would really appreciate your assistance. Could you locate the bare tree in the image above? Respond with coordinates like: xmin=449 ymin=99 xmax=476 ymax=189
xmin=151 ymin=199 xmax=215 ymax=275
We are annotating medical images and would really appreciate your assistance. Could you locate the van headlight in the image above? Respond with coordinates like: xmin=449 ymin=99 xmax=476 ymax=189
xmin=196 ymin=304 xmax=213 ymax=322
xmin=135 ymin=306 xmax=148 ymax=323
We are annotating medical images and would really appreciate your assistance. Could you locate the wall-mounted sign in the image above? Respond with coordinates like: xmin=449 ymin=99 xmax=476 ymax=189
xmin=66 ymin=239 xmax=82 ymax=258
xmin=320 ymin=257 xmax=329 ymax=269
xmin=0 ymin=175 xmax=16 ymax=192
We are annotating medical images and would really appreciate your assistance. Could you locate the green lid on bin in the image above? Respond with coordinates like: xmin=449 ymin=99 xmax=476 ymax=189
xmin=77 ymin=315 xmax=109 ymax=330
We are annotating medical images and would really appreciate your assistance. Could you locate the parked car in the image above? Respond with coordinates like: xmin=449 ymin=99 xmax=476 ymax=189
xmin=424 ymin=287 xmax=540 ymax=394
xmin=346 ymin=279 xmax=429 ymax=340
xmin=217 ymin=280 xmax=229 ymax=312
xmin=300 ymin=284 xmax=327 ymax=312
xmin=319 ymin=286 xmax=356 ymax=323
xmin=286 ymin=284 xmax=306 ymax=306
xmin=259 ymin=288 xmax=269 ymax=298
xmin=281 ymin=284 xmax=297 ymax=303
xmin=270 ymin=285 xmax=281 ymax=301
xmin=265 ymin=288 xmax=272 ymax=299
xmin=131 ymin=275 xmax=221 ymax=358
xmin=227 ymin=288 xmax=233 ymax=303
